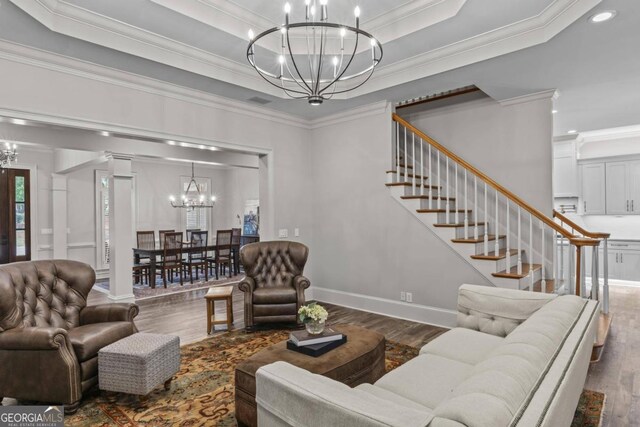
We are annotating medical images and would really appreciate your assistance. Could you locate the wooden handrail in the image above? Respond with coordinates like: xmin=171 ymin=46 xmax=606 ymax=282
xmin=393 ymin=113 xmax=582 ymax=241
xmin=553 ymin=210 xmax=611 ymax=239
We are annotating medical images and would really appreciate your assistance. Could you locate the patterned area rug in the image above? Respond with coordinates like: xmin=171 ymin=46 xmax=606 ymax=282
xmin=66 ymin=329 xmax=605 ymax=426
xmin=94 ymin=275 xmax=244 ymax=300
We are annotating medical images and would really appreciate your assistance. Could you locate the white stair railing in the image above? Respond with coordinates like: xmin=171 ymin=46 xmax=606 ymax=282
xmin=392 ymin=114 xmax=607 ymax=300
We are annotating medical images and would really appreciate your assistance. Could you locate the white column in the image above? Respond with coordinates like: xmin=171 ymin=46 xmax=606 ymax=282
xmin=107 ymin=153 xmax=135 ymax=301
xmin=51 ymin=174 xmax=68 ymax=259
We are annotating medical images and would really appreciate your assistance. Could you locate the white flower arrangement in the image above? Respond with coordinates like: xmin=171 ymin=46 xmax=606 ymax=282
xmin=298 ymin=302 xmax=328 ymax=324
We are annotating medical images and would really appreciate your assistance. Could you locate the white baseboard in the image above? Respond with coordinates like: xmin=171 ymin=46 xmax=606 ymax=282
xmin=312 ymin=287 xmax=457 ymax=329
xmin=108 ymin=293 xmax=136 ymax=302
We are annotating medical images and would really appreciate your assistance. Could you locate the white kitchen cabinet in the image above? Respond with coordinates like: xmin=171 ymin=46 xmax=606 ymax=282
xmin=553 ymin=141 xmax=578 ymax=197
xmin=605 ymin=160 xmax=640 ymax=215
xmin=581 ymin=163 xmax=606 ymax=215
xmin=607 ymin=241 xmax=640 ymax=281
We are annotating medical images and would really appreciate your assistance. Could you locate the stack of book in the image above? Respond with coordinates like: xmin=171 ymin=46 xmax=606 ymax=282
xmin=287 ymin=327 xmax=347 ymax=357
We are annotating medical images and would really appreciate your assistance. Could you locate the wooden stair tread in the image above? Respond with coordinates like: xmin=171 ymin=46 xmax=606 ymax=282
xmin=471 ymin=249 xmax=519 ymax=260
xmin=417 ymin=208 xmax=471 ymax=213
xmin=385 ymin=171 xmax=428 ymax=181
xmin=402 ymin=195 xmax=455 ymax=201
xmin=385 ymin=182 xmax=441 ymax=190
xmin=492 ymin=264 xmax=542 ymax=279
xmin=452 ymin=235 xmax=504 ymax=243
xmin=591 ymin=313 xmax=612 ymax=363
xmin=521 ymin=279 xmax=556 ymax=293
xmin=434 ymin=222 xmax=486 ymax=228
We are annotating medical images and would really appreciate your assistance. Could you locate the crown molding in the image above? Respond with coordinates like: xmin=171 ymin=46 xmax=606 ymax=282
xmin=498 ymin=89 xmax=558 ymax=106
xmin=9 ymin=0 xmax=600 ymax=101
xmin=309 ymin=101 xmax=391 ymax=130
xmin=580 ymin=124 xmax=640 ymax=143
xmin=0 ymin=39 xmax=310 ymax=133
xmin=8 ymin=0 xmax=284 ymax=98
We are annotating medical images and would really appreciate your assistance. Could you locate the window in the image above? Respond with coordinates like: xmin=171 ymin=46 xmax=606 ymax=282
xmin=0 ymin=169 xmax=31 ymax=263
xmin=181 ymin=176 xmax=211 ymax=231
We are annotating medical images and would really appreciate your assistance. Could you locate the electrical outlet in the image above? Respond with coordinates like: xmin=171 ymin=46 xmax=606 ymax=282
xmin=400 ymin=291 xmax=406 ymax=301
xmin=278 ymin=229 xmax=288 ymax=238
xmin=294 ymin=228 xmax=300 ymax=237
xmin=406 ymin=292 xmax=413 ymax=303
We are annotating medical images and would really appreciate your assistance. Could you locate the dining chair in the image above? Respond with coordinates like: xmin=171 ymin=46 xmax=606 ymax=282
xmin=158 ymin=229 xmax=175 ymax=250
xmin=156 ymin=232 xmax=183 ymax=287
xmin=186 ymin=228 xmax=201 ymax=243
xmin=182 ymin=230 xmax=208 ymax=284
xmin=207 ymin=229 xmax=232 ymax=280
xmin=133 ymin=231 xmax=154 ymax=285
xmin=231 ymin=228 xmax=241 ymax=276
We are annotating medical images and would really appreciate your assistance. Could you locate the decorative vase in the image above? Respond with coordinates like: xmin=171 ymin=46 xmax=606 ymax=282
xmin=305 ymin=320 xmax=325 ymax=335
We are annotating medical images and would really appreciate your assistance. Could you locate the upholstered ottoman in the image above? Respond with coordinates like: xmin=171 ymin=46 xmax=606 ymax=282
xmin=98 ymin=333 xmax=180 ymax=398
xmin=235 ymin=324 xmax=385 ymax=427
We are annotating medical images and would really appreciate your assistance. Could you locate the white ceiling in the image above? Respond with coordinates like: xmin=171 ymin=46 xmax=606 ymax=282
xmin=1 ymin=0 xmax=639 ymax=136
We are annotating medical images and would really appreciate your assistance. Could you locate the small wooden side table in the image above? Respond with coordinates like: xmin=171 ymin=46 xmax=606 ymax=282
xmin=205 ymin=285 xmax=234 ymax=333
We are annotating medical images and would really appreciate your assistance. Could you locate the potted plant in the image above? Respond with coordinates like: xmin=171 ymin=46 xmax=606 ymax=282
xmin=298 ymin=302 xmax=328 ymax=335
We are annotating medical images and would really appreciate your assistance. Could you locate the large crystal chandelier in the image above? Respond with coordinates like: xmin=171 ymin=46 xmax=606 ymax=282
xmin=169 ymin=163 xmax=216 ymax=210
xmin=0 ymin=142 xmax=18 ymax=169
xmin=247 ymin=1 xmax=383 ymax=105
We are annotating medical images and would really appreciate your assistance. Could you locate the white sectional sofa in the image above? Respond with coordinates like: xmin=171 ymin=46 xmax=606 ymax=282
xmin=255 ymin=284 xmax=600 ymax=427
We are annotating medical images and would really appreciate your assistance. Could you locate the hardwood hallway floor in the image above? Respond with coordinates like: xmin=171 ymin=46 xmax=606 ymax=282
xmin=82 ymin=284 xmax=640 ymax=427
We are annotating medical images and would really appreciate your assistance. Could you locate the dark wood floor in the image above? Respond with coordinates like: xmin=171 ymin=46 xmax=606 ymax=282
xmin=9 ymin=284 xmax=640 ymax=426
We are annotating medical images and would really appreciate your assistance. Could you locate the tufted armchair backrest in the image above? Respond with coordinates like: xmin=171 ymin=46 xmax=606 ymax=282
xmin=0 ymin=260 xmax=96 ymax=332
xmin=240 ymin=241 xmax=308 ymax=289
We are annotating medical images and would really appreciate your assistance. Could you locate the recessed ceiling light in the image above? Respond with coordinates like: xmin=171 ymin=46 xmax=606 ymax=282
xmin=568 ymin=130 xmax=577 ymax=134
xmin=209 ymin=147 xmax=218 ymax=151
xmin=180 ymin=142 xmax=188 ymax=147
xmin=11 ymin=118 xmax=27 ymax=125
xmin=589 ymin=10 xmax=616 ymax=23
xmin=99 ymin=131 xmax=110 ymax=137
xmin=552 ymin=110 xmax=558 ymax=114
xmin=199 ymin=145 xmax=206 ymax=150
xmin=167 ymin=140 xmax=176 ymax=145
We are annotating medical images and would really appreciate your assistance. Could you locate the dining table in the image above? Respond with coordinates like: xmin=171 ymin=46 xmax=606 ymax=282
xmin=132 ymin=235 xmax=259 ymax=284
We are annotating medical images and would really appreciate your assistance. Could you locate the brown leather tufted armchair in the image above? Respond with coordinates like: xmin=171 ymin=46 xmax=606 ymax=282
xmin=0 ymin=260 xmax=138 ymax=414
xmin=238 ymin=241 xmax=310 ymax=331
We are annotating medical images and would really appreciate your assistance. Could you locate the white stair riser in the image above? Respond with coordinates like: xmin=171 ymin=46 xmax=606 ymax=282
xmin=402 ymin=185 xmax=440 ymax=197
xmin=452 ymin=224 xmax=486 ymax=239
xmin=435 ymin=212 xmax=466 ymax=223
xmin=419 ymin=198 xmax=456 ymax=210
xmin=470 ymin=237 xmax=505 ymax=253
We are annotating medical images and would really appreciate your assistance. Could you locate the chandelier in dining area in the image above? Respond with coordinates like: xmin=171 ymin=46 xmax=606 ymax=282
xmin=247 ymin=1 xmax=383 ymax=105
xmin=169 ymin=163 xmax=216 ymax=210
xmin=0 ymin=142 xmax=18 ymax=169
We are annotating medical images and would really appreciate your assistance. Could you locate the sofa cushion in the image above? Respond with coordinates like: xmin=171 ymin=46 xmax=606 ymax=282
xmin=68 ymin=322 xmax=134 ymax=362
xmin=253 ymin=287 xmax=297 ymax=304
xmin=355 ymin=383 xmax=434 ymax=411
xmin=374 ymin=354 xmax=473 ymax=409
xmin=420 ymin=328 xmax=504 ymax=365
xmin=433 ymin=295 xmax=587 ymax=427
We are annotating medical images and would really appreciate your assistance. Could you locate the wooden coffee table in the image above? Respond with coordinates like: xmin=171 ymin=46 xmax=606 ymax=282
xmin=234 ymin=324 xmax=386 ymax=427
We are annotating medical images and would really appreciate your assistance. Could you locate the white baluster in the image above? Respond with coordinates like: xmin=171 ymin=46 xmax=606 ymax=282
xmin=529 ymin=213 xmax=534 ymax=291
xmin=591 ymin=245 xmax=599 ymax=301
xmin=455 ymin=163 xmax=458 ymax=225
xmin=484 ymin=183 xmax=489 ymax=255
xmin=506 ymin=199 xmax=510 ymax=272
xmin=603 ymin=238 xmax=609 ymax=314
xmin=428 ymin=145 xmax=433 ymax=209
xmin=404 ymin=127 xmax=407 ymax=183
xmin=517 ymin=207 xmax=522 ymax=275
xmin=437 ymin=151 xmax=441 ymax=210
xmin=412 ymin=133 xmax=416 ymax=195
xmin=446 ymin=156 xmax=450 ymax=223
xmin=395 ymin=121 xmax=399 ymax=182
xmin=559 ymin=234 xmax=565 ymax=289
xmin=474 ymin=175 xmax=478 ymax=240
xmin=541 ymin=222 xmax=546 ymax=292
xmin=569 ymin=242 xmax=575 ymax=295
xmin=464 ymin=169 xmax=469 ymax=239
xmin=494 ymin=190 xmax=500 ymax=255
xmin=420 ymin=137 xmax=424 ymax=196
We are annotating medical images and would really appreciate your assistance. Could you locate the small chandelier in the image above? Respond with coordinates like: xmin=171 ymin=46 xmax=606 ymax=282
xmin=0 ymin=142 xmax=18 ymax=169
xmin=169 ymin=163 xmax=216 ymax=210
xmin=247 ymin=1 xmax=383 ymax=105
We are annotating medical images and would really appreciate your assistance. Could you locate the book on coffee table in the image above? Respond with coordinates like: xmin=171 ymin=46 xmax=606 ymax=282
xmin=289 ymin=327 xmax=343 ymax=347
xmin=287 ymin=335 xmax=348 ymax=357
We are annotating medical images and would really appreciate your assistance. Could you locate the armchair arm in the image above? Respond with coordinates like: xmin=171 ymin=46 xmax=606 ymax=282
xmin=293 ymin=275 xmax=310 ymax=292
xmin=238 ymin=276 xmax=256 ymax=294
xmin=0 ymin=327 xmax=69 ymax=351
xmin=256 ymin=362 xmax=434 ymax=427
xmin=80 ymin=303 xmax=139 ymax=326
xmin=457 ymin=284 xmax=557 ymax=337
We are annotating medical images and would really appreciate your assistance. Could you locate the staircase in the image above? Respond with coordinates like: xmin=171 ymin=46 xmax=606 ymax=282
xmin=387 ymin=113 xmax=611 ymax=359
